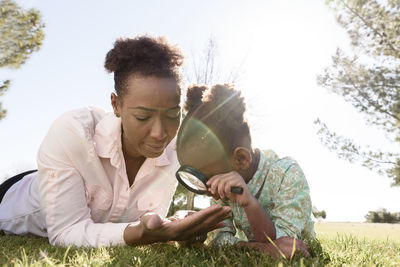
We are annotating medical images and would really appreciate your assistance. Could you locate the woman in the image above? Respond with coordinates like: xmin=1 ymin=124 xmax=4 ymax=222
xmin=0 ymin=36 xmax=231 ymax=247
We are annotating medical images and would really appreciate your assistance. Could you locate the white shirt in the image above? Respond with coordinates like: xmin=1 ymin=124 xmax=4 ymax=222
xmin=0 ymin=107 xmax=179 ymax=247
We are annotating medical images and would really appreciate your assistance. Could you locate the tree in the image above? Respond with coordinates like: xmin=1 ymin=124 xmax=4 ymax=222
xmin=365 ymin=208 xmax=399 ymax=223
xmin=0 ymin=0 xmax=45 ymax=121
xmin=316 ymin=0 xmax=400 ymax=186
xmin=185 ymin=35 xmax=245 ymax=86
xmin=365 ymin=210 xmax=382 ymax=222
xmin=0 ymin=80 xmax=9 ymax=120
xmin=312 ymin=206 xmax=327 ymax=219
xmin=188 ymin=36 xmax=218 ymax=85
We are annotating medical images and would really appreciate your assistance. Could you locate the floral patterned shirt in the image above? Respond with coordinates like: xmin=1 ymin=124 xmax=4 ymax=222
xmin=209 ymin=149 xmax=315 ymax=245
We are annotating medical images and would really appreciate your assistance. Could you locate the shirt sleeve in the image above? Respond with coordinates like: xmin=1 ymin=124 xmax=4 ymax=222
xmin=37 ymin=114 xmax=129 ymax=247
xmin=208 ymin=199 xmax=241 ymax=245
xmin=268 ymin=161 xmax=313 ymax=239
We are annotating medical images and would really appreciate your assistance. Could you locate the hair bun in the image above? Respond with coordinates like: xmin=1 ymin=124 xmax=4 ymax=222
xmin=184 ymin=85 xmax=208 ymax=113
xmin=104 ymin=38 xmax=130 ymax=73
xmin=178 ymin=83 xmax=251 ymax=156
xmin=204 ymin=84 xmax=246 ymax=121
xmin=104 ymin=36 xmax=183 ymax=74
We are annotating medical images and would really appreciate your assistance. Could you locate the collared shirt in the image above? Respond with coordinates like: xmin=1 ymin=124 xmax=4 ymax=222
xmin=210 ymin=149 xmax=315 ymax=245
xmin=0 ymin=107 xmax=179 ymax=247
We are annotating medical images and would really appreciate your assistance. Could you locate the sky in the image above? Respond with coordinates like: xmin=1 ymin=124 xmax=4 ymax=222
xmin=1 ymin=0 xmax=399 ymax=222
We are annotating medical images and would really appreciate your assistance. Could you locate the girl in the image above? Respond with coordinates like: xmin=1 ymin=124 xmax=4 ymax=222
xmin=176 ymin=84 xmax=315 ymax=258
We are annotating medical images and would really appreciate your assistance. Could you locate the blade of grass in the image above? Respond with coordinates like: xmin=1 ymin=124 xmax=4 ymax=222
xmin=62 ymin=246 xmax=71 ymax=264
xmin=40 ymin=250 xmax=55 ymax=266
xmin=264 ymin=233 xmax=286 ymax=259
xmin=221 ymin=254 xmax=232 ymax=267
xmin=290 ymin=235 xmax=297 ymax=260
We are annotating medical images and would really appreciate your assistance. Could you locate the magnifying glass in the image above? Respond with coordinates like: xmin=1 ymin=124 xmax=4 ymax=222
xmin=175 ymin=165 xmax=243 ymax=195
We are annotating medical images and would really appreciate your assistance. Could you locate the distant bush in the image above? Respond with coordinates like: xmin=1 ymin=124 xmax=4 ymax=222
xmin=365 ymin=209 xmax=400 ymax=223
xmin=312 ymin=206 xmax=327 ymax=219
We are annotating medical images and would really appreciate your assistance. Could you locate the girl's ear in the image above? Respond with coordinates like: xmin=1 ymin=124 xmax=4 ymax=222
xmin=231 ymin=147 xmax=252 ymax=171
xmin=111 ymin=93 xmax=121 ymax=117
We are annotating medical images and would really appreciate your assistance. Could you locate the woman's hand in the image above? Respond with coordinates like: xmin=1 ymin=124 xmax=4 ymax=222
xmin=168 ymin=210 xmax=207 ymax=245
xmin=167 ymin=210 xmax=196 ymax=221
xmin=237 ymin=236 xmax=310 ymax=259
xmin=123 ymin=204 xmax=231 ymax=245
xmin=206 ymin=171 xmax=253 ymax=207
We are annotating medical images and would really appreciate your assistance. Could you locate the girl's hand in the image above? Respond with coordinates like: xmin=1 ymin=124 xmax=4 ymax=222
xmin=206 ymin=171 xmax=255 ymax=207
xmin=124 ymin=204 xmax=231 ymax=245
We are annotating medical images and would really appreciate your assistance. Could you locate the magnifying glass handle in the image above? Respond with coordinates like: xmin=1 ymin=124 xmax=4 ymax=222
xmin=230 ymin=186 xmax=243 ymax=194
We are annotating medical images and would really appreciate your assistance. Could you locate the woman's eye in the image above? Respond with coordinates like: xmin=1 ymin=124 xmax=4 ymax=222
xmin=135 ymin=116 xmax=150 ymax=121
xmin=166 ymin=115 xmax=180 ymax=120
xmin=166 ymin=110 xmax=181 ymax=120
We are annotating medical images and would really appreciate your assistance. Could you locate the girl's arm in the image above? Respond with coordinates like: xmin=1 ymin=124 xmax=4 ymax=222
xmin=206 ymin=171 xmax=276 ymax=243
xmin=242 ymin=194 xmax=276 ymax=242
xmin=267 ymin=162 xmax=314 ymax=239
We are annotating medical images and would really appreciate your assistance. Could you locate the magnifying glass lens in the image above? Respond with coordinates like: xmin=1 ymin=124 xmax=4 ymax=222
xmin=176 ymin=166 xmax=243 ymax=195
xmin=177 ymin=171 xmax=207 ymax=191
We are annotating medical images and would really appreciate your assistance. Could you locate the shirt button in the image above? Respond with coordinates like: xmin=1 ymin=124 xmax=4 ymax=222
xmin=149 ymin=203 xmax=153 ymax=207
xmin=49 ymin=171 xmax=55 ymax=178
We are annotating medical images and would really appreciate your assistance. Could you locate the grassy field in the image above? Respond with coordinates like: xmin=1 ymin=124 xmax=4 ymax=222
xmin=0 ymin=222 xmax=399 ymax=266
xmin=315 ymin=222 xmax=400 ymax=241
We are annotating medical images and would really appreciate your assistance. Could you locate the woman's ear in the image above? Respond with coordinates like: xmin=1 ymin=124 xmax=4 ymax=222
xmin=111 ymin=93 xmax=121 ymax=117
xmin=231 ymin=147 xmax=252 ymax=171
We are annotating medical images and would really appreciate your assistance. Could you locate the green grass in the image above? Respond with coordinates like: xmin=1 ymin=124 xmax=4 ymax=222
xmin=1 ymin=223 xmax=399 ymax=266
xmin=315 ymin=222 xmax=400 ymax=241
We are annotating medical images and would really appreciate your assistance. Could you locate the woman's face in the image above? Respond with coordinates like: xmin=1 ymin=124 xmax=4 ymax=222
xmin=112 ymin=75 xmax=181 ymax=158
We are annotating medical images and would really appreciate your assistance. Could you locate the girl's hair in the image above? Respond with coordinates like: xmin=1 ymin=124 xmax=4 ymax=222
xmin=104 ymin=35 xmax=184 ymax=98
xmin=177 ymin=84 xmax=251 ymax=156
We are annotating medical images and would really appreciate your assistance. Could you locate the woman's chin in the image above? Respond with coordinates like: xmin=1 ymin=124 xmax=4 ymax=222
xmin=142 ymin=149 xmax=164 ymax=158
xmin=142 ymin=144 xmax=166 ymax=158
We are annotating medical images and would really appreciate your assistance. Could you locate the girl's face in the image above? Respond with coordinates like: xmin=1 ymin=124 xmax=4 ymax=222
xmin=177 ymin=137 xmax=233 ymax=180
xmin=193 ymin=156 xmax=232 ymax=181
xmin=112 ymin=74 xmax=181 ymax=158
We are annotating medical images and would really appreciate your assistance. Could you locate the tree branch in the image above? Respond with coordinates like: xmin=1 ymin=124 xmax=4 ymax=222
xmin=340 ymin=0 xmax=400 ymax=57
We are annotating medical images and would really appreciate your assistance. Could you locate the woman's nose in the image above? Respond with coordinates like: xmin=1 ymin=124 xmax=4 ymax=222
xmin=150 ymin=117 xmax=167 ymax=140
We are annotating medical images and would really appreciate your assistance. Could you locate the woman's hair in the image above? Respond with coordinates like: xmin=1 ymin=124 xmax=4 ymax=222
xmin=177 ymin=84 xmax=251 ymax=156
xmin=104 ymin=35 xmax=184 ymax=98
